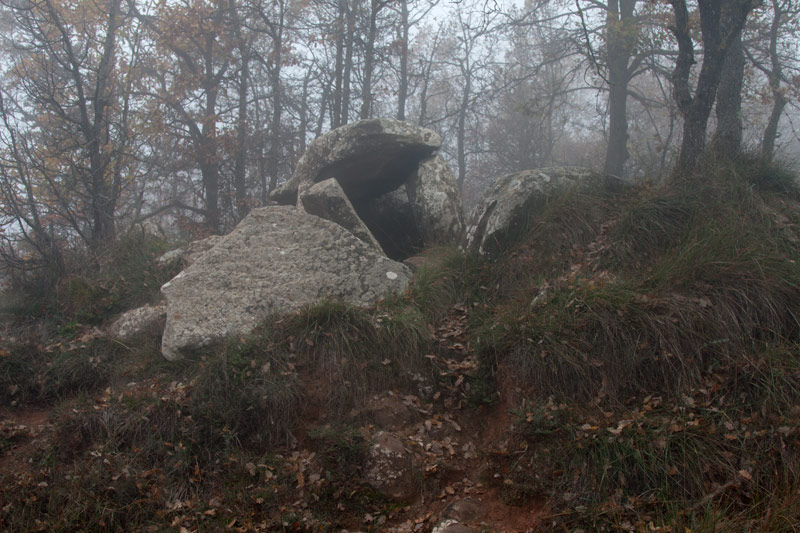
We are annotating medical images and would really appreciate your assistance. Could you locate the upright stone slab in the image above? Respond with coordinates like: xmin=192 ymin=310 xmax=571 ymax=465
xmin=160 ymin=206 xmax=412 ymax=360
xmin=299 ymin=178 xmax=383 ymax=253
xmin=407 ymin=154 xmax=465 ymax=243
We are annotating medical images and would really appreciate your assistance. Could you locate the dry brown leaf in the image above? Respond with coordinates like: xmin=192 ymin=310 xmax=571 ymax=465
xmin=414 ymin=512 xmax=432 ymax=524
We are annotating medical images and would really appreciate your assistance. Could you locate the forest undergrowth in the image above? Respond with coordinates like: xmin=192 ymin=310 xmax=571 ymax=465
xmin=1 ymin=156 xmax=800 ymax=531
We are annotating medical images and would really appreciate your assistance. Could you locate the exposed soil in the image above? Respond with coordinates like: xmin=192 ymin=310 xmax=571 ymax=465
xmin=0 ymin=407 xmax=52 ymax=476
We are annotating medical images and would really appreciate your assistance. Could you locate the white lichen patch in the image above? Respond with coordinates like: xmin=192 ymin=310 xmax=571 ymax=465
xmin=386 ymin=271 xmax=398 ymax=280
xmin=431 ymin=520 xmax=459 ymax=533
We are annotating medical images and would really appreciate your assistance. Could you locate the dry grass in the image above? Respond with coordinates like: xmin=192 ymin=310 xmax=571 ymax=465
xmin=2 ymin=156 xmax=800 ymax=531
xmin=475 ymin=157 xmax=800 ymax=529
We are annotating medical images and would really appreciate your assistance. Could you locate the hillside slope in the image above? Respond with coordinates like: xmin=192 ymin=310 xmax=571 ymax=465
xmin=2 ymin=158 xmax=800 ymax=532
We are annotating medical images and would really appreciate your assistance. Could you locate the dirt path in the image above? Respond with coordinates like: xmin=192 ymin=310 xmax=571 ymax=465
xmin=0 ymin=407 xmax=52 ymax=476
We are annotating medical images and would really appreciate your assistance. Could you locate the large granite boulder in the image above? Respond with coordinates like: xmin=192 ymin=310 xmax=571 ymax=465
xmin=465 ymin=167 xmax=597 ymax=257
xmin=271 ymin=118 xmax=441 ymax=205
xmin=299 ymin=178 xmax=383 ymax=253
xmin=271 ymin=119 xmax=464 ymax=260
xmin=160 ymin=206 xmax=412 ymax=360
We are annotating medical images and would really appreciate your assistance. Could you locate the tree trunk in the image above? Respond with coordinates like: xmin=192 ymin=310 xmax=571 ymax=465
xmin=669 ymin=0 xmax=756 ymax=179
xmin=332 ymin=0 xmax=345 ymax=128
xmin=360 ymin=0 xmax=380 ymax=119
xmin=299 ymin=67 xmax=311 ymax=154
xmin=396 ymin=0 xmax=409 ymax=121
xmin=603 ymin=0 xmax=637 ymax=178
xmin=456 ymin=68 xmax=471 ymax=191
xmin=417 ymin=32 xmax=439 ymax=127
xmin=341 ymin=0 xmax=355 ymax=125
xmin=712 ymin=28 xmax=744 ymax=160
xmin=761 ymin=0 xmax=787 ymax=162
xmin=268 ymin=21 xmax=283 ymax=195
xmin=317 ymin=79 xmax=330 ymax=137
xmin=762 ymin=92 xmax=787 ymax=162
xmin=86 ymin=0 xmax=121 ymax=248
xmin=201 ymin=36 xmax=220 ymax=233
xmin=234 ymin=48 xmax=250 ymax=220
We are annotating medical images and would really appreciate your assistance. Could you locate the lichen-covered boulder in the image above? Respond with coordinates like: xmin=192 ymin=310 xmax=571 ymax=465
xmin=107 ymin=304 xmax=166 ymax=342
xmin=407 ymin=154 xmax=465 ymax=243
xmin=465 ymin=167 xmax=597 ymax=257
xmin=299 ymin=178 xmax=383 ymax=253
xmin=271 ymin=118 xmax=441 ymax=205
xmin=160 ymin=206 xmax=411 ymax=360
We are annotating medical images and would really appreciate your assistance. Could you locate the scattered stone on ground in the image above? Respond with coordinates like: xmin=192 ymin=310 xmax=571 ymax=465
xmin=432 ymin=521 xmax=479 ymax=533
xmin=440 ymin=498 xmax=487 ymax=523
xmin=364 ymin=393 xmax=419 ymax=430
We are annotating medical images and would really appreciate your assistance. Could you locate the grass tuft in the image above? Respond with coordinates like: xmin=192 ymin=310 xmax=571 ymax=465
xmin=0 ymin=338 xmax=124 ymax=407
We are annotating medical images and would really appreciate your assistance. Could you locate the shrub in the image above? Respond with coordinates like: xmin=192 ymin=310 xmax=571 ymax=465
xmin=1 ymin=230 xmax=177 ymax=329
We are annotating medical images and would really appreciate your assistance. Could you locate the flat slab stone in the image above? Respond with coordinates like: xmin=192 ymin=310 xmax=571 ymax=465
xmin=271 ymin=119 xmax=441 ymax=205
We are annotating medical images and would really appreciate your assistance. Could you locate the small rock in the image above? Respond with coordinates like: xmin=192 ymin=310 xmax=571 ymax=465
xmin=432 ymin=520 xmax=478 ymax=533
xmin=366 ymin=394 xmax=417 ymax=429
xmin=364 ymin=431 xmax=421 ymax=502
xmin=440 ymin=498 xmax=487 ymax=523
xmin=107 ymin=304 xmax=166 ymax=341
xmin=157 ymin=235 xmax=223 ymax=268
